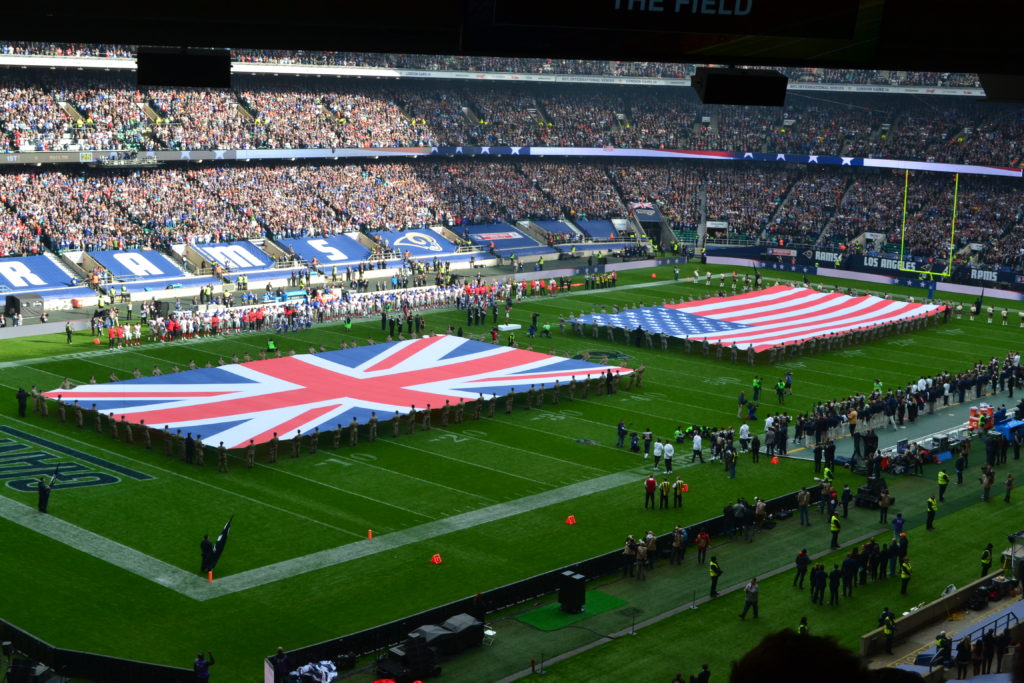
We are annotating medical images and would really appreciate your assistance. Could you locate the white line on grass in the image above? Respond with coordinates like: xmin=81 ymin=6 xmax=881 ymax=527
xmin=0 ymin=413 xmax=366 ymax=540
xmin=0 ymin=468 xmax=639 ymax=601
xmin=0 ymin=494 xmax=211 ymax=600
xmin=386 ymin=439 xmax=555 ymax=488
xmin=433 ymin=427 xmax=608 ymax=476
xmin=199 ymin=470 xmax=640 ymax=599
xmin=244 ymin=453 xmax=496 ymax=512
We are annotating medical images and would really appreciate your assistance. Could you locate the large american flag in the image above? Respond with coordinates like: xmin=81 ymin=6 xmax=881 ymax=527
xmin=44 ymin=336 xmax=629 ymax=447
xmin=572 ymin=285 xmax=944 ymax=352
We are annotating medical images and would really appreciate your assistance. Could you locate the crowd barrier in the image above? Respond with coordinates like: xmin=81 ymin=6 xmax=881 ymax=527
xmin=0 ymin=618 xmax=191 ymax=683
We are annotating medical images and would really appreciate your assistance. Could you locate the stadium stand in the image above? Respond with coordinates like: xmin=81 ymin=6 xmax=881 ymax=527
xmin=277 ymin=235 xmax=373 ymax=268
xmin=0 ymin=42 xmax=986 ymax=88
xmin=460 ymin=223 xmax=553 ymax=258
xmin=83 ymin=248 xmax=221 ymax=294
xmin=371 ymin=230 xmax=471 ymax=263
xmin=0 ymin=67 xmax=1011 ymax=163
xmin=188 ymin=241 xmax=278 ymax=283
xmin=0 ymin=254 xmax=93 ymax=302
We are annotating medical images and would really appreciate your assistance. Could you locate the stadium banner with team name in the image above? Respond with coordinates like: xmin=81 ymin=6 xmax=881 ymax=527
xmin=707 ymin=246 xmax=1023 ymax=291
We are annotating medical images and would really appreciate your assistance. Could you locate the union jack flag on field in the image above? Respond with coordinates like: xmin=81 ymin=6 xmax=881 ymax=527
xmin=44 ymin=336 xmax=629 ymax=448
xmin=572 ymin=285 xmax=944 ymax=353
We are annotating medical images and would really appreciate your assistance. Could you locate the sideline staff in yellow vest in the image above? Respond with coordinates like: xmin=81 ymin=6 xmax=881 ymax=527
xmin=829 ymin=514 xmax=841 ymax=549
xmin=709 ymin=556 xmax=723 ymax=597
xmin=937 ymin=469 xmax=950 ymax=502
xmin=980 ymin=543 xmax=993 ymax=576
xmin=900 ymin=558 xmax=912 ymax=595
xmin=926 ymin=495 xmax=938 ymax=530
xmin=883 ymin=614 xmax=896 ymax=654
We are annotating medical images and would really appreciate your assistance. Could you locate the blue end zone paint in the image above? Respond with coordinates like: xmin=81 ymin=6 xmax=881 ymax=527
xmin=0 ymin=426 xmax=153 ymax=480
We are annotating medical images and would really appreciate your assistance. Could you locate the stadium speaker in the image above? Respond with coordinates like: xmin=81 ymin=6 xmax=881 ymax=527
xmin=137 ymin=47 xmax=231 ymax=89
xmin=558 ymin=570 xmax=586 ymax=614
xmin=13 ymin=294 xmax=44 ymax=319
xmin=692 ymin=67 xmax=788 ymax=107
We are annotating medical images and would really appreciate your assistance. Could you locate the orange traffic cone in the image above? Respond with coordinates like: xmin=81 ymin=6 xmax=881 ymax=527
xmin=207 ymin=571 xmax=213 ymax=582
xmin=368 ymin=529 xmax=373 ymax=540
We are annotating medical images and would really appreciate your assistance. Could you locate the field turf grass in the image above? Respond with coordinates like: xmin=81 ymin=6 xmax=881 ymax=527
xmin=0 ymin=263 xmax=1020 ymax=682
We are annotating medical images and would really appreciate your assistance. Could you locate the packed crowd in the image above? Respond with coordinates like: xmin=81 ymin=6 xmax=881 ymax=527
xmin=820 ymin=172 xmax=905 ymax=248
xmin=610 ymin=164 xmax=703 ymax=231
xmin=704 ymin=167 xmax=795 ymax=241
xmin=766 ymin=168 xmax=847 ymax=244
xmin=525 ymin=162 xmax=625 ymax=220
xmin=0 ymin=158 xmax=1019 ymax=266
xmin=1 ymin=73 xmax=1020 ymax=165
xmin=0 ymin=42 xmax=984 ymax=89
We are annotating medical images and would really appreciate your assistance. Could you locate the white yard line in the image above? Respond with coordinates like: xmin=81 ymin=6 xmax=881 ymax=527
xmin=0 ymin=469 xmax=639 ymax=601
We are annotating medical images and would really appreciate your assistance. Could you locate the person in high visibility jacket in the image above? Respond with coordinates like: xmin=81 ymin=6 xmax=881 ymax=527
xmin=829 ymin=514 xmax=841 ymax=549
xmin=883 ymin=614 xmax=896 ymax=654
xmin=266 ymin=339 xmax=277 ymax=352
xmin=900 ymin=558 xmax=912 ymax=594
xmin=797 ymin=616 xmax=809 ymax=635
xmin=822 ymin=466 xmax=833 ymax=485
xmin=709 ymin=556 xmax=723 ymax=597
xmin=981 ymin=543 xmax=993 ymax=576
xmin=937 ymin=469 xmax=950 ymax=502
xmin=926 ymin=495 xmax=938 ymax=530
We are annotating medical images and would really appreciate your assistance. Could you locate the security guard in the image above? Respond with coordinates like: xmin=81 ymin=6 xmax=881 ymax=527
xmin=267 ymin=338 xmax=277 ymax=352
xmin=900 ymin=557 xmax=912 ymax=594
xmin=926 ymin=495 xmax=938 ymax=530
xmin=709 ymin=556 xmax=723 ymax=597
xmin=883 ymin=613 xmax=896 ymax=654
xmin=937 ymin=469 xmax=950 ymax=502
xmin=829 ymin=513 xmax=841 ymax=549
xmin=981 ymin=543 xmax=994 ymax=576
xmin=822 ymin=466 xmax=833 ymax=485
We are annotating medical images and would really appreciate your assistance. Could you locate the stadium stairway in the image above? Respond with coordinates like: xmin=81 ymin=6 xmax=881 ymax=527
xmin=46 ymin=252 xmax=85 ymax=286
xmin=814 ymin=177 xmax=857 ymax=247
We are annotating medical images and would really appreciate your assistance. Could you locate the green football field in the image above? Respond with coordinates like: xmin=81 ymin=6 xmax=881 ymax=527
xmin=0 ymin=264 xmax=1020 ymax=682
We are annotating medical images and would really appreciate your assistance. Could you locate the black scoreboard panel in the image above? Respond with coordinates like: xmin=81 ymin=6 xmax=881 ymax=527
xmin=3 ymin=0 xmax=1023 ymax=75
xmin=492 ymin=0 xmax=862 ymax=41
